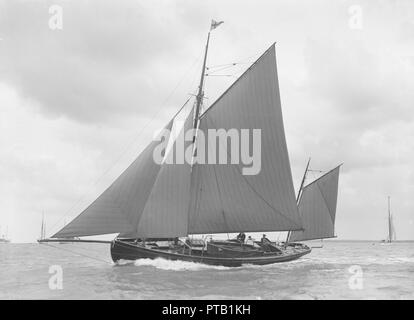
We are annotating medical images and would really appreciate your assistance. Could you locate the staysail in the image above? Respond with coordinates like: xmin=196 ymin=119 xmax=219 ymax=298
xmin=188 ymin=44 xmax=303 ymax=234
xmin=134 ymin=109 xmax=194 ymax=238
xmin=289 ymin=166 xmax=341 ymax=242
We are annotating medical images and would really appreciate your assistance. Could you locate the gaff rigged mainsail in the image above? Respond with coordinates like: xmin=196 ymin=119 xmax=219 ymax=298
xmin=188 ymin=45 xmax=302 ymax=234
xmin=52 ymin=43 xmax=303 ymax=240
xmin=289 ymin=166 xmax=341 ymax=242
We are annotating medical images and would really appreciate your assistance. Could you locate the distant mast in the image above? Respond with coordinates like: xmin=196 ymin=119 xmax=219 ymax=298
xmin=387 ymin=196 xmax=395 ymax=243
xmin=39 ymin=213 xmax=46 ymax=241
xmin=388 ymin=197 xmax=391 ymax=243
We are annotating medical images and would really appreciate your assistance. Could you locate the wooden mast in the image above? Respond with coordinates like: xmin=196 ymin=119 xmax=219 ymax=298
xmin=40 ymin=212 xmax=45 ymax=240
xmin=187 ymin=21 xmax=219 ymax=241
xmin=286 ymin=157 xmax=311 ymax=243
xmin=193 ymin=31 xmax=211 ymax=130
xmin=193 ymin=20 xmax=223 ymax=129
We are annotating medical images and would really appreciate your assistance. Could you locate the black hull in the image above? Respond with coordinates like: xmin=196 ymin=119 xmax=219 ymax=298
xmin=110 ymin=240 xmax=311 ymax=267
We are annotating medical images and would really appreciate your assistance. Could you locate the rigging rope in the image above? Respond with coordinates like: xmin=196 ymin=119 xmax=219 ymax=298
xmin=41 ymin=242 xmax=113 ymax=265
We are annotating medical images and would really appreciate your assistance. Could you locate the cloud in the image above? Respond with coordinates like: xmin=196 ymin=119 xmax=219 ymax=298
xmin=285 ymin=12 xmax=414 ymax=173
xmin=303 ymin=39 xmax=414 ymax=125
xmin=0 ymin=0 xmax=211 ymax=123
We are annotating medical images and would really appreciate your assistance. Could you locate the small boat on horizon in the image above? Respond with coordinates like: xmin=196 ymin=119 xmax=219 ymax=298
xmin=0 ymin=225 xmax=10 ymax=244
xmin=380 ymin=196 xmax=396 ymax=244
xmin=38 ymin=214 xmax=79 ymax=244
xmin=37 ymin=213 xmax=46 ymax=243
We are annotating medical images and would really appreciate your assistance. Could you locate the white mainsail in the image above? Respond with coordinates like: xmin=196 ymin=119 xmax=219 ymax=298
xmin=289 ymin=166 xmax=341 ymax=242
xmin=52 ymin=43 xmax=303 ymax=239
xmin=390 ymin=216 xmax=396 ymax=241
xmin=387 ymin=197 xmax=396 ymax=242
xmin=40 ymin=214 xmax=46 ymax=240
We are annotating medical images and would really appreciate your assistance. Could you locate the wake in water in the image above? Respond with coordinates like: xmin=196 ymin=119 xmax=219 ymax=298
xmin=114 ymin=248 xmax=414 ymax=273
xmin=115 ymin=257 xmax=310 ymax=271
xmin=133 ymin=258 xmax=233 ymax=271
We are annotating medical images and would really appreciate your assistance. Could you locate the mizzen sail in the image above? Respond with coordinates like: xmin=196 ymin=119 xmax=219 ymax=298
xmin=289 ymin=166 xmax=341 ymax=242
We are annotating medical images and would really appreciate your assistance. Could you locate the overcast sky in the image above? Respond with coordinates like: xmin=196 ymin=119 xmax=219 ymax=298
xmin=1 ymin=0 xmax=413 ymax=242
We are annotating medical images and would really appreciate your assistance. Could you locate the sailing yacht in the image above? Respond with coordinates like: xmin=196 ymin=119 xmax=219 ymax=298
xmin=40 ymin=21 xmax=342 ymax=267
xmin=0 ymin=226 xmax=10 ymax=244
xmin=381 ymin=196 xmax=396 ymax=243
xmin=37 ymin=214 xmax=47 ymax=243
xmin=38 ymin=215 xmax=79 ymax=244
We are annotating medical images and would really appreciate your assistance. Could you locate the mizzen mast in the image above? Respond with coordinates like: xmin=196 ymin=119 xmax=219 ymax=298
xmin=286 ymin=157 xmax=311 ymax=242
xmin=40 ymin=212 xmax=45 ymax=240
xmin=296 ymin=158 xmax=311 ymax=204
xmin=388 ymin=196 xmax=392 ymax=243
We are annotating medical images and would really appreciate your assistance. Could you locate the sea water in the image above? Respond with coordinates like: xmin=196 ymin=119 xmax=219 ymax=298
xmin=0 ymin=241 xmax=413 ymax=299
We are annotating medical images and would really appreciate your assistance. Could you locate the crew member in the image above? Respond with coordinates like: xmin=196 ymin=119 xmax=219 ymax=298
xmin=261 ymin=234 xmax=270 ymax=244
xmin=237 ymin=232 xmax=246 ymax=243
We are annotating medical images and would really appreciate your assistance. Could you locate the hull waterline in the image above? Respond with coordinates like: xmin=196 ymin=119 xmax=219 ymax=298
xmin=110 ymin=239 xmax=311 ymax=267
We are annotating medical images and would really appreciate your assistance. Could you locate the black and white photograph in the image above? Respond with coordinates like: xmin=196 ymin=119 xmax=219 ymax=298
xmin=0 ymin=0 xmax=413 ymax=304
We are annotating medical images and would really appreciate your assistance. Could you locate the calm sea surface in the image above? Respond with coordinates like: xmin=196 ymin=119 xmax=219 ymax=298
xmin=1 ymin=241 xmax=413 ymax=299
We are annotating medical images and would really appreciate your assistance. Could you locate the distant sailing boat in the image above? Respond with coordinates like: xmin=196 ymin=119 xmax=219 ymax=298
xmin=0 ymin=225 xmax=10 ymax=244
xmin=38 ymin=215 xmax=79 ymax=244
xmin=381 ymin=196 xmax=396 ymax=243
xmin=38 ymin=213 xmax=47 ymax=243
xmin=40 ymin=21 xmax=342 ymax=267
